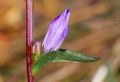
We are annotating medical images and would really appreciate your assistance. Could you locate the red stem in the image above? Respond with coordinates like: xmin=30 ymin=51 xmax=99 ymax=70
xmin=26 ymin=0 xmax=34 ymax=82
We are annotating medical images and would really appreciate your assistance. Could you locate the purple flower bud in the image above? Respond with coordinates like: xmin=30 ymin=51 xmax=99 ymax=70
xmin=32 ymin=41 xmax=41 ymax=54
xmin=43 ymin=9 xmax=70 ymax=53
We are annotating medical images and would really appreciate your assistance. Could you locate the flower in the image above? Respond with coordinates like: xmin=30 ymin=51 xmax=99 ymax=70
xmin=32 ymin=8 xmax=70 ymax=54
xmin=43 ymin=9 xmax=70 ymax=53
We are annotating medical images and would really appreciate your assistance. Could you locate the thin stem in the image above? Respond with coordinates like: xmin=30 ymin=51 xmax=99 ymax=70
xmin=26 ymin=0 xmax=34 ymax=82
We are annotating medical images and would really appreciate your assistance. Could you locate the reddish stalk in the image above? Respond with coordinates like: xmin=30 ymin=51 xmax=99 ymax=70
xmin=26 ymin=0 xmax=34 ymax=82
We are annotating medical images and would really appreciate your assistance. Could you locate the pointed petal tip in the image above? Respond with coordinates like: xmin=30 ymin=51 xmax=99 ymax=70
xmin=65 ymin=8 xmax=70 ymax=12
xmin=65 ymin=8 xmax=70 ymax=14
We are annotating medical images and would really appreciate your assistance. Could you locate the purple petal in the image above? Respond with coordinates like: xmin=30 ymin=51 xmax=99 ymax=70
xmin=43 ymin=8 xmax=70 ymax=53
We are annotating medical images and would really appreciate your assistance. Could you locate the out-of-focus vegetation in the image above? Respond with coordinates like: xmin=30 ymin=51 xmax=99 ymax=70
xmin=0 ymin=0 xmax=120 ymax=82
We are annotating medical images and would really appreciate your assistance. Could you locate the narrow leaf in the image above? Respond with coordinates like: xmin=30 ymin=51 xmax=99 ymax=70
xmin=32 ymin=49 xmax=100 ymax=75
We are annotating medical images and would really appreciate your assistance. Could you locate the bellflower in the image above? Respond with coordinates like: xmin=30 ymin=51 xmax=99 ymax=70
xmin=43 ymin=9 xmax=70 ymax=53
xmin=33 ymin=8 xmax=70 ymax=54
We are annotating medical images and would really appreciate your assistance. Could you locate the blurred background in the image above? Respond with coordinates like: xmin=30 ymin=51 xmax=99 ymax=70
xmin=0 ymin=0 xmax=120 ymax=82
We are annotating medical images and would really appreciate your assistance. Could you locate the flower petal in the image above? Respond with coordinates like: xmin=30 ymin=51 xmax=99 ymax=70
xmin=43 ymin=8 xmax=70 ymax=53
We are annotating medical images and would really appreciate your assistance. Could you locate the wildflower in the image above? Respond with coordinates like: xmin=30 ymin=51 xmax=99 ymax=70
xmin=43 ymin=9 xmax=70 ymax=53
xmin=32 ymin=9 xmax=100 ymax=75
xmin=33 ymin=8 xmax=70 ymax=54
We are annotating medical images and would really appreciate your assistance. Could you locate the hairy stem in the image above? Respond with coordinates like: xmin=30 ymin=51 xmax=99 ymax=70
xmin=26 ymin=0 xmax=34 ymax=82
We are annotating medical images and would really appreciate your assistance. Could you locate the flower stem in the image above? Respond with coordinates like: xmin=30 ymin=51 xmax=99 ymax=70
xmin=26 ymin=0 xmax=34 ymax=82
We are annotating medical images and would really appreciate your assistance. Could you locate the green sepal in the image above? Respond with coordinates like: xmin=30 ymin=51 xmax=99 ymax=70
xmin=32 ymin=49 xmax=100 ymax=75
xmin=34 ymin=54 xmax=41 ymax=62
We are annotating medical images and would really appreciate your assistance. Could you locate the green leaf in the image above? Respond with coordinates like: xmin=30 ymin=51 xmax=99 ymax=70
xmin=32 ymin=49 xmax=100 ymax=75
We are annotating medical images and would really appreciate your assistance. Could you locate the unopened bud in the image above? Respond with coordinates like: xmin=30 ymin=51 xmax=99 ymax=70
xmin=32 ymin=41 xmax=41 ymax=55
